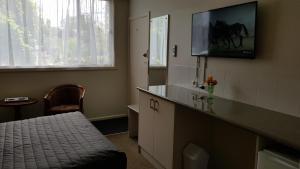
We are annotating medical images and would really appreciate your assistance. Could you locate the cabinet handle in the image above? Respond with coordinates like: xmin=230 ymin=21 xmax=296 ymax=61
xmin=154 ymin=100 xmax=159 ymax=112
xmin=150 ymin=98 xmax=154 ymax=110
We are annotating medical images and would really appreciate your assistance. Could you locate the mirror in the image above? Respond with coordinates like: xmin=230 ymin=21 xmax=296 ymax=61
xmin=148 ymin=15 xmax=169 ymax=86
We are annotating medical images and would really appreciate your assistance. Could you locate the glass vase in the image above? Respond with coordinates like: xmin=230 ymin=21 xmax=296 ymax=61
xmin=207 ymin=85 xmax=214 ymax=99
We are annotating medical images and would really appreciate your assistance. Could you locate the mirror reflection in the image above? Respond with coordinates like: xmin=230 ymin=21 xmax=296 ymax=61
xmin=149 ymin=15 xmax=169 ymax=86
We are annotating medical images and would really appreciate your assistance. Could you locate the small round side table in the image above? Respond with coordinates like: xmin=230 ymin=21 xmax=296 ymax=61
xmin=0 ymin=98 xmax=38 ymax=120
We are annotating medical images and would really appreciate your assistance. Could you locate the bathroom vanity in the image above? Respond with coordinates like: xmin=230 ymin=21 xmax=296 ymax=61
xmin=136 ymin=85 xmax=300 ymax=169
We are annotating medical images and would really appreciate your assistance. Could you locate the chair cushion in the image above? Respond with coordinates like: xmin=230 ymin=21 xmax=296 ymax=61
xmin=49 ymin=104 xmax=80 ymax=113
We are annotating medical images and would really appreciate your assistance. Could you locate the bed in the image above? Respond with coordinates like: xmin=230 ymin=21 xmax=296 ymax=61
xmin=0 ymin=112 xmax=127 ymax=169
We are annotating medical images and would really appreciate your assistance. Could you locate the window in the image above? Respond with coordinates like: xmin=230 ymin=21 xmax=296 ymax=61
xmin=0 ymin=0 xmax=114 ymax=69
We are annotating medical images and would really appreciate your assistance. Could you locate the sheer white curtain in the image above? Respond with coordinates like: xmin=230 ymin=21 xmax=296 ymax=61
xmin=0 ymin=0 xmax=114 ymax=68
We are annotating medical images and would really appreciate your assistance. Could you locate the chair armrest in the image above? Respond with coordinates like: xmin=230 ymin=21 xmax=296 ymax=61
xmin=44 ymin=86 xmax=57 ymax=100
xmin=79 ymin=98 xmax=84 ymax=114
xmin=43 ymin=94 xmax=49 ymax=100
xmin=80 ymin=89 xmax=85 ymax=99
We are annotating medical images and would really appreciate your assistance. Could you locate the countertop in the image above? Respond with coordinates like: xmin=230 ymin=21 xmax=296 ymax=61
xmin=138 ymin=85 xmax=300 ymax=150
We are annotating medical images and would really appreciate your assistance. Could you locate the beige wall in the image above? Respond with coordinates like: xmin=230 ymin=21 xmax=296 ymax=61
xmin=130 ymin=0 xmax=300 ymax=117
xmin=0 ymin=0 xmax=129 ymax=122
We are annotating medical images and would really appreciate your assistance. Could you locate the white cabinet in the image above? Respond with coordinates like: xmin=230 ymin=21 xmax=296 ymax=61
xmin=138 ymin=91 xmax=175 ymax=169
xmin=139 ymin=91 xmax=155 ymax=154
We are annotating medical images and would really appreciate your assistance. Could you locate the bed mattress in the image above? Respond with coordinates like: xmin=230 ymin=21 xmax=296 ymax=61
xmin=0 ymin=112 xmax=126 ymax=169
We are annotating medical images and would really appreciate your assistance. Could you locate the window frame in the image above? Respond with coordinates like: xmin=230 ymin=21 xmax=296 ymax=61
xmin=0 ymin=66 xmax=118 ymax=72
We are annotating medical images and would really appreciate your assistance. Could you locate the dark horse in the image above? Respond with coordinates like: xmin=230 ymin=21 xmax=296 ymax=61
xmin=209 ymin=20 xmax=249 ymax=49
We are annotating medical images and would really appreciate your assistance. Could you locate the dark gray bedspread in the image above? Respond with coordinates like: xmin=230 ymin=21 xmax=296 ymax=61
xmin=0 ymin=112 xmax=126 ymax=169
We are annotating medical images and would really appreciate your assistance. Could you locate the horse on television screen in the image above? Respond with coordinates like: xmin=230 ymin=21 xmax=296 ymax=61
xmin=209 ymin=20 xmax=249 ymax=49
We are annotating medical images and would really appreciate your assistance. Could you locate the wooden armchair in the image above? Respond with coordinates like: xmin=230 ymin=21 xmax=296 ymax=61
xmin=44 ymin=84 xmax=85 ymax=115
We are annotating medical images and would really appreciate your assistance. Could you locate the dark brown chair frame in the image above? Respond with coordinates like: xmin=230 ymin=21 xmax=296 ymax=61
xmin=44 ymin=84 xmax=85 ymax=115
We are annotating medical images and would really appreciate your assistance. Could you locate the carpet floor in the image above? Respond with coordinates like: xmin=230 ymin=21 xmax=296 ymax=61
xmin=107 ymin=133 xmax=156 ymax=169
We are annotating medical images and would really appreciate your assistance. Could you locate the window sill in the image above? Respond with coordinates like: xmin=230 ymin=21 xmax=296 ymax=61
xmin=0 ymin=66 xmax=118 ymax=73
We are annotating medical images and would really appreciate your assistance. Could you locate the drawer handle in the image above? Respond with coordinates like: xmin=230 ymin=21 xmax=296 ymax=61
xmin=150 ymin=98 xmax=155 ymax=110
xmin=154 ymin=100 xmax=159 ymax=112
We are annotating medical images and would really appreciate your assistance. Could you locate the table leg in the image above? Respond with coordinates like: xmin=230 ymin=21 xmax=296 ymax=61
xmin=14 ymin=106 xmax=22 ymax=120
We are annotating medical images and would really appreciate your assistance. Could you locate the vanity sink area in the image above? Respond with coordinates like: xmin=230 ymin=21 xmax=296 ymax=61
xmin=136 ymin=85 xmax=300 ymax=169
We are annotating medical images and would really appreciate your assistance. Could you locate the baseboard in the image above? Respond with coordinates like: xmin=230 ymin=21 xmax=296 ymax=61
xmin=88 ymin=114 xmax=128 ymax=122
xmin=105 ymin=131 xmax=128 ymax=136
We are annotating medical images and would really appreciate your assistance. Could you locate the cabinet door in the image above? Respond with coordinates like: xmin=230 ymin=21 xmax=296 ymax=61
xmin=138 ymin=91 xmax=154 ymax=155
xmin=153 ymin=97 xmax=175 ymax=169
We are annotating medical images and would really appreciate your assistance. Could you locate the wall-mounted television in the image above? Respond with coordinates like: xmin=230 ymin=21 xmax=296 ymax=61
xmin=191 ymin=1 xmax=257 ymax=58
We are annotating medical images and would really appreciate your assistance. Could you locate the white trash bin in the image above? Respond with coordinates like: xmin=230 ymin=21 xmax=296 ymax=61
xmin=183 ymin=143 xmax=209 ymax=169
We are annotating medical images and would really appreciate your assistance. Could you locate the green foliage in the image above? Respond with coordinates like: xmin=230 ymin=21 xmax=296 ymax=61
xmin=0 ymin=0 xmax=113 ymax=67
xmin=0 ymin=13 xmax=32 ymax=50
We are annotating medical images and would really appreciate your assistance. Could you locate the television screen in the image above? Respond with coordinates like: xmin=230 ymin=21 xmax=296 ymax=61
xmin=191 ymin=2 xmax=257 ymax=58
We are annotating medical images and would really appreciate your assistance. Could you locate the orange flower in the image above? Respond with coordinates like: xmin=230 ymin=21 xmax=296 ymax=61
xmin=205 ymin=75 xmax=218 ymax=86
